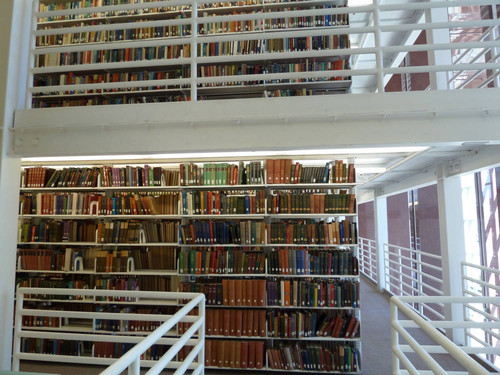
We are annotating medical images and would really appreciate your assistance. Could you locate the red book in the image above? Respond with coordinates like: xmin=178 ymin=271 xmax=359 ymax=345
xmin=255 ymin=342 xmax=264 ymax=369
xmin=235 ymin=309 xmax=243 ymax=337
xmin=222 ymin=310 xmax=231 ymax=336
xmin=240 ymin=342 xmax=249 ymax=368
xmin=242 ymin=309 xmax=248 ymax=336
xmin=213 ymin=309 xmax=220 ymax=335
xmin=248 ymin=341 xmax=256 ymax=368
xmin=247 ymin=309 xmax=254 ymax=337
xmin=206 ymin=309 xmax=213 ymax=336
xmin=205 ymin=339 xmax=212 ymax=366
xmin=228 ymin=279 xmax=236 ymax=306
xmin=266 ymin=159 xmax=273 ymax=184
xmin=273 ymin=160 xmax=280 ymax=184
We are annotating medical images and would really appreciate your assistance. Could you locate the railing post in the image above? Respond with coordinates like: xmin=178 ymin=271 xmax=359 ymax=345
xmin=128 ymin=358 xmax=140 ymax=375
xmin=372 ymin=0 xmax=384 ymax=93
xmin=190 ymin=0 xmax=198 ymax=101
xmin=198 ymin=294 xmax=205 ymax=370
xmin=390 ymin=299 xmax=400 ymax=374
xmin=12 ymin=288 xmax=23 ymax=372
xmin=374 ymin=192 xmax=388 ymax=292
xmin=436 ymin=165 xmax=466 ymax=345
xmin=425 ymin=0 xmax=452 ymax=90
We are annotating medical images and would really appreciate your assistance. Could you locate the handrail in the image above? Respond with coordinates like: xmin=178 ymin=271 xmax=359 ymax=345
xmin=391 ymin=295 xmax=500 ymax=375
xmin=358 ymin=236 xmax=377 ymax=283
xmin=26 ymin=0 xmax=500 ymax=107
xmin=13 ymin=287 xmax=205 ymax=375
xmin=383 ymin=243 xmax=444 ymax=320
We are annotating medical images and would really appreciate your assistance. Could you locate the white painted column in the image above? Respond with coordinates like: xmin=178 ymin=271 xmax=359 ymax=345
xmin=374 ymin=191 xmax=388 ymax=292
xmin=436 ymin=164 xmax=466 ymax=345
xmin=0 ymin=0 xmax=28 ymax=370
xmin=425 ymin=1 xmax=453 ymax=90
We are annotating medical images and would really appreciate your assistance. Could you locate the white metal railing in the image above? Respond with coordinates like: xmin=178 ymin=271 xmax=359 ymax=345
xmin=13 ymin=287 xmax=205 ymax=375
xmin=391 ymin=295 xmax=500 ymax=375
xmin=359 ymin=236 xmax=377 ymax=283
xmin=25 ymin=0 xmax=500 ymax=107
xmin=384 ymin=243 xmax=444 ymax=321
xmin=461 ymin=262 xmax=500 ymax=371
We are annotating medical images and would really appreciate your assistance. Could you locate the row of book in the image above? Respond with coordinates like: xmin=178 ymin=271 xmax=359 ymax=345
xmin=19 ymin=190 xmax=355 ymax=216
xmin=266 ymin=158 xmax=355 ymax=184
xmin=22 ymin=160 xmax=355 ymax=188
xmin=180 ymin=279 xmax=267 ymax=306
xmin=205 ymin=340 xmax=265 ymax=369
xmin=20 ymin=191 xmax=178 ymax=216
xmin=206 ymin=308 xmax=266 ymax=337
xmin=23 ymin=313 xmax=62 ymax=328
xmin=180 ymin=161 xmax=264 ymax=186
xmin=94 ymin=277 xmax=139 ymax=301
xmin=95 ymin=306 xmax=177 ymax=332
xmin=266 ymin=280 xmax=359 ymax=308
xmin=180 ymin=190 xmax=266 ymax=215
xmin=18 ymin=275 xmax=173 ymax=297
xmin=198 ymin=7 xmax=348 ymax=35
xmin=17 ymin=248 xmax=83 ymax=271
xmin=22 ymin=166 xmax=181 ymax=188
xmin=268 ymin=249 xmax=358 ymax=275
xmin=36 ymin=44 xmax=191 ymax=68
xmin=179 ymin=249 xmax=266 ymax=274
xmin=266 ymin=59 xmax=347 ymax=84
xmin=267 ymin=191 xmax=356 ymax=214
xmin=17 ymin=246 xmax=177 ymax=272
xmin=198 ymin=35 xmax=350 ymax=58
xmin=19 ymin=221 xmax=97 ymax=243
xmin=19 ymin=220 xmax=179 ymax=244
xmin=18 ymin=278 xmax=88 ymax=300
xmin=267 ymin=311 xmax=359 ymax=338
xmin=21 ymin=338 xmax=85 ymax=356
xmin=32 ymin=94 xmax=191 ymax=107
xmin=20 ymin=219 xmax=357 ymax=246
xmin=267 ymin=342 xmax=360 ymax=372
xmin=268 ymin=220 xmax=357 ymax=245
xmin=34 ymin=70 xmax=188 ymax=94
xmin=179 ymin=220 xmax=266 ymax=245
xmin=36 ymin=22 xmax=191 ymax=47
xmin=38 ymin=1 xmax=191 ymax=21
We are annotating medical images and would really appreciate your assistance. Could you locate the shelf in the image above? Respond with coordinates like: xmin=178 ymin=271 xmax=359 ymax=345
xmin=267 ymin=274 xmax=359 ymax=278
xmin=181 ymin=214 xmax=265 ymax=219
xmin=204 ymin=305 xmax=358 ymax=310
xmin=268 ymin=213 xmax=356 ymax=219
xmin=19 ymin=214 xmax=181 ymax=219
xmin=22 ymin=325 xmax=93 ymax=333
xmin=20 ymin=183 xmax=357 ymax=192
xmin=179 ymin=243 xmax=265 ymax=247
xmin=180 ymin=273 xmax=266 ymax=277
xmin=268 ymin=244 xmax=357 ymax=247
xmin=18 ymin=242 xmax=179 ymax=247
xmin=205 ymin=335 xmax=359 ymax=341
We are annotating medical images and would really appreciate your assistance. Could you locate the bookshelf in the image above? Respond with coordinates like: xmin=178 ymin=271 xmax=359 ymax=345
xmin=17 ymin=158 xmax=360 ymax=372
xmin=29 ymin=0 xmax=351 ymax=107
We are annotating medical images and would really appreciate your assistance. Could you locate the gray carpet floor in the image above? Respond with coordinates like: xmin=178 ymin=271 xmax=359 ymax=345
xmin=18 ymin=277 xmax=469 ymax=374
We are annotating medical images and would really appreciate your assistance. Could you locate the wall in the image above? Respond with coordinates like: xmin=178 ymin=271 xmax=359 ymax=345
xmin=358 ymin=201 xmax=375 ymax=240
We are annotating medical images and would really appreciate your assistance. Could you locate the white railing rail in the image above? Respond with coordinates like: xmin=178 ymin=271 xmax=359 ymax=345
xmin=358 ymin=236 xmax=377 ymax=283
xmin=384 ymin=243 xmax=444 ymax=320
xmin=391 ymin=295 xmax=500 ymax=375
xmin=461 ymin=262 xmax=500 ymax=370
xmin=13 ymin=287 xmax=205 ymax=375
xmin=26 ymin=0 xmax=500 ymax=106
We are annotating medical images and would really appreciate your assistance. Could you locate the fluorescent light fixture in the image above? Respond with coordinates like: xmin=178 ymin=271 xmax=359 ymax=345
xmin=357 ymin=167 xmax=387 ymax=174
xmin=22 ymin=146 xmax=428 ymax=163
xmin=348 ymin=0 xmax=373 ymax=6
